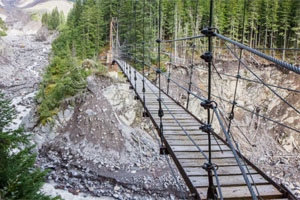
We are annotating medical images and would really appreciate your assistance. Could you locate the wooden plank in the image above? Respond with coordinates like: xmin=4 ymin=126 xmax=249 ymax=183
xmin=162 ymin=121 xmax=199 ymax=125
xmin=163 ymin=126 xmax=200 ymax=131
xmin=171 ymin=145 xmax=229 ymax=152
xmin=191 ymin=174 xmax=268 ymax=187
xmin=148 ymin=105 xmax=182 ymax=109
xmin=164 ymin=130 xmax=208 ymax=135
xmin=197 ymin=184 xmax=283 ymax=199
xmin=168 ymin=139 xmax=221 ymax=146
xmin=145 ymin=101 xmax=177 ymax=105
xmin=153 ymin=117 xmax=195 ymax=121
xmin=178 ymin=157 xmax=239 ymax=166
xmin=184 ymin=166 xmax=256 ymax=176
xmin=164 ymin=134 xmax=211 ymax=140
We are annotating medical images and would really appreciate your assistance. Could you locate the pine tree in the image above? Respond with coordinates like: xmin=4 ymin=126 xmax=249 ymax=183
xmin=0 ymin=17 xmax=7 ymax=36
xmin=0 ymin=92 xmax=58 ymax=200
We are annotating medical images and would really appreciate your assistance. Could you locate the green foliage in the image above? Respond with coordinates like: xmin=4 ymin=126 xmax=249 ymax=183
xmin=37 ymin=57 xmax=88 ymax=124
xmin=0 ymin=92 xmax=59 ymax=200
xmin=93 ymin=63 xmax=108 ymax=76
xmin=42 ymin=7 xmax=65 ymax=30
xmin=38 ymin=0 xmax=108 ymax=123
xmin=0 ymin=17 xmax=7 ymax=36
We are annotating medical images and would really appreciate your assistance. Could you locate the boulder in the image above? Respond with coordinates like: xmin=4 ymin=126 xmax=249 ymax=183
xmin=35 ymin=26 xmax=49 ymax=42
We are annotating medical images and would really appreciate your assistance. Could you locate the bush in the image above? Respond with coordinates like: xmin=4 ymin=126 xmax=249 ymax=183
xmin=94 ymin=63 xmax=108 ymax=76
xmin=37 ymin=57 xmax=88 ymax=124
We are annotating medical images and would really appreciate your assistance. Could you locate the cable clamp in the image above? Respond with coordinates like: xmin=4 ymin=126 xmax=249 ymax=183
xmin=142 ymin=87 xmax=145 ymax=93
xmin=200 ymin=52 xmax=213 ymax=63
xmin=155 ymin=69 xmax=161 ymax=74
xmin=201 ymin=27 xmax=215 ymax=37
xmin=199 ymin=124 xmax=213 ymax=133
xmin=167 ymin=77 xmax=170 ymax=83
xmin=201 ymin=100 xmax=213 ymax=109
xmin=156 ymin=39 xmax=161 ymax=43
xmin=202 ymin=162 xmax=219 ymax=171
xmin=236 ymin=74 xmax=241 ymax=79
xmin=228 ymin=112 xmax=234 ymax=120
xmin=158 ymin=108 xmax=164 ymax=118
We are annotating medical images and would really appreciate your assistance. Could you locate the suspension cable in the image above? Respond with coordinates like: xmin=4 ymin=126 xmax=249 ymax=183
xmin=215 ymin=33 xmax=300 ymax=75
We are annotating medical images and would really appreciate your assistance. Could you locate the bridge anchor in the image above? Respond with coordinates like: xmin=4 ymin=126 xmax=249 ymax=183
xmin=159 ymin=146 xmax=169 ymax=155
xmin=142 ymin=111 xmax=149 ymax=117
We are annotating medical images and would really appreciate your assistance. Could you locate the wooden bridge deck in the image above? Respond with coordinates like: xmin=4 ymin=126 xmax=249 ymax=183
xmin=115 ymin=59 xmax=290 ymax=200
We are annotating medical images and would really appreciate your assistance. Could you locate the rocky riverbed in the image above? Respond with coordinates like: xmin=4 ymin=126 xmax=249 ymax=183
xmin=0 ymin=4 xmax=188 ymax=199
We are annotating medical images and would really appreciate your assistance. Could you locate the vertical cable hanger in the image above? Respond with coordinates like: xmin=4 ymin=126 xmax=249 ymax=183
xmin=186 ymin=0 xmax=199 ymax=110
xmin=128 ymin=0 xmax=134 ymax=86
xmin=199 ymin=0 xmax=218 ymax=199
xmin=142 ymin=0 xmax=148 ymax=117
xmin=167 ymin=0 xmax=176 ymax=95
xmin=133 ymin=0 xmax=138 ymax=97
xmin=157 ymin=0 xmax=166 ymax=154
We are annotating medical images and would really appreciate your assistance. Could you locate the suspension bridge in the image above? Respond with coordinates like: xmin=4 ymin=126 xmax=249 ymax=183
xmin=108 ymin=0 xmax=299 ymax=199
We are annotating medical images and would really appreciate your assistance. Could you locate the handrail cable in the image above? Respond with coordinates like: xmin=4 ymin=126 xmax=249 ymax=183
xmin=221 ymin=40 xmax=300 ymax=115
xmin=212 ymin=106 xmax=258 ymax=200
xmin=215 ymin=33 xmax=300 ymax=75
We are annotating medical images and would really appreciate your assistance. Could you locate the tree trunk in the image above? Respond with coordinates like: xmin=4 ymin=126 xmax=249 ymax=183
xmin=282 ymin=28 xmax=287 ymax=61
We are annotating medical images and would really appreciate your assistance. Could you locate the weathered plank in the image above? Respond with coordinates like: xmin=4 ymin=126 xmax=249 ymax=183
xmin=178 ymin=157 xmax=239 ymax=166
xmin=164 ymin=134 xmax=212 ymax=140
xmin=191 ymin=174 xmax=268 ymax=187
xmin=197 ymin=184 xmax=283 ymax=199
xmin=184 ymin=166 xmax=256 ymax=176
xmin=167 ymin=139 xmax=221 ymax=146
xmin=171 ymin=145 xmax=230 ymax=152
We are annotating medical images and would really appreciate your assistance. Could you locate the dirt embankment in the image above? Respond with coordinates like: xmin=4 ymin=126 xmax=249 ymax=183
xmin=35 ymin=75 xmax=187 ymax=199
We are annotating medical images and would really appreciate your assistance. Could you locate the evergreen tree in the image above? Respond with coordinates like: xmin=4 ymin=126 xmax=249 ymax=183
xmin=0 ymin=92 xmax=58 ymax=200
xmin=0 ymin=17 xmax=7 ymax=36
